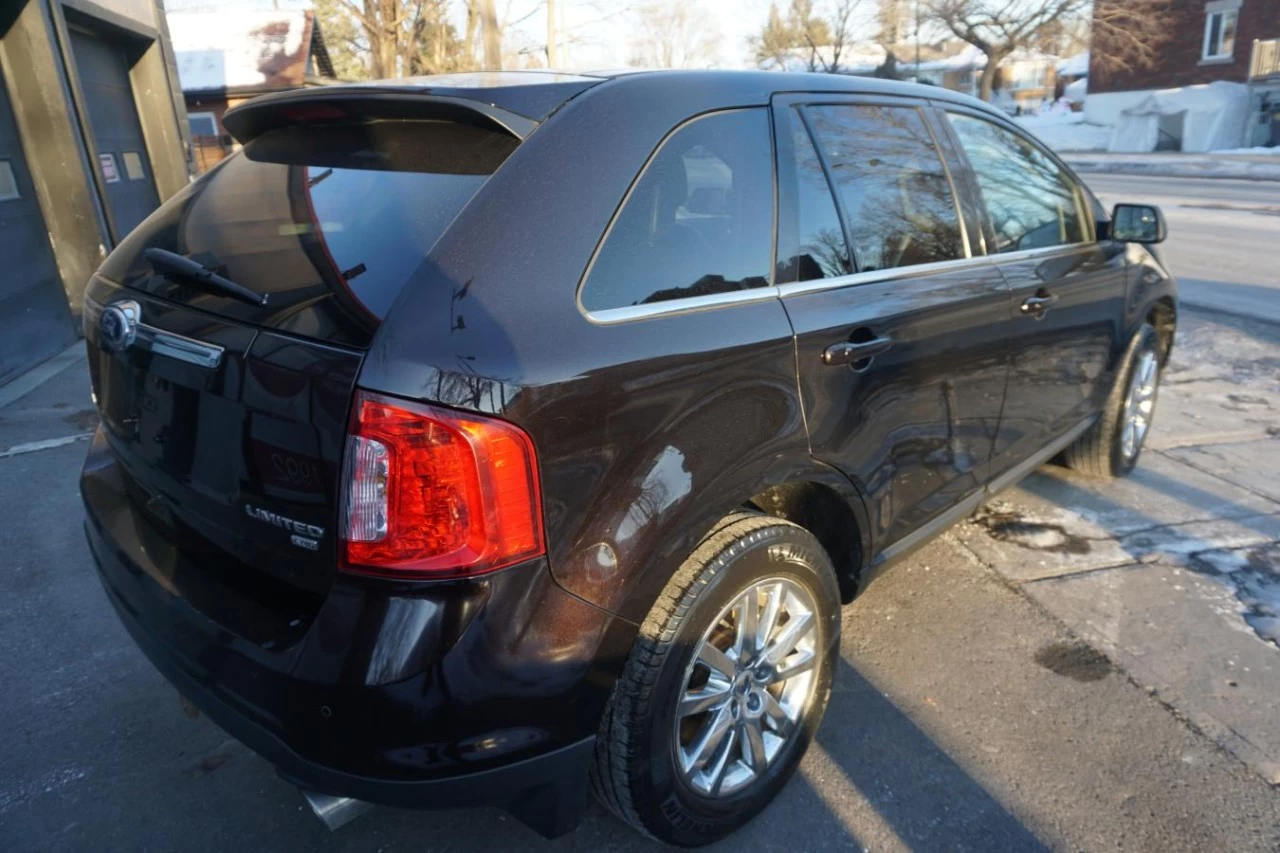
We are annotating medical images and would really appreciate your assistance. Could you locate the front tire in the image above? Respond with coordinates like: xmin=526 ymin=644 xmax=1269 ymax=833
xmin=591 ymin=512 xmax=840 ymax=846
xmin=1063 ymin=323 xmax=1162 ymax=478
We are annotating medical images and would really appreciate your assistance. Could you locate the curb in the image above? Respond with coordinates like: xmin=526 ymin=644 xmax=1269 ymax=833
xmin=0 ymin=342 xmax=87 ymax=411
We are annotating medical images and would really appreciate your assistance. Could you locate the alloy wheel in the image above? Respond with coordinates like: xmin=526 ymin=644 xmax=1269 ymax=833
xmin=673 ymin=577 xmax=820 ymax=797
xmin=1121 ymin=349 xmax=1158 ymax=461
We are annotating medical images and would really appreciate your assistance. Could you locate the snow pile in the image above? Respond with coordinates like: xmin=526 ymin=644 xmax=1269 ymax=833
xmin=1109 ymin=81 xmax=1250 ymax=153
xmin=1056 ymin=51 xmax=1089 ymax=77
xmin=1016 ymin=110 xmax=1111 ymax=152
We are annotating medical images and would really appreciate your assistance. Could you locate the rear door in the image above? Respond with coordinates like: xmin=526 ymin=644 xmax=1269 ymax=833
xmin=775 ymin=95 xmax=1013 ymax=554
xmin=938 ymin=107 xmax=1127 ymax=471
xmin=85 ymin=118 xmax=519 ymax=596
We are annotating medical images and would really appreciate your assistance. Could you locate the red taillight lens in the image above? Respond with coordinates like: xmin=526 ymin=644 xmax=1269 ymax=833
xmin=339 ymin=392 xmax=544 ymax=578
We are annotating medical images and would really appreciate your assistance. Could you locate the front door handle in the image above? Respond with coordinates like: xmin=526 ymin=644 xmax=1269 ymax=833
xmin=1020 ymin=292 xmax=1059 ymax=317
xmin=823 ymin=335 xmax=893 ymax=366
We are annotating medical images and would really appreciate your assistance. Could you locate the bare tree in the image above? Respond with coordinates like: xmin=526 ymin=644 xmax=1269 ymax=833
xmin=922 ymin=0 xmax=1088 ymax=101
xmin=478 ymin=0 xmax=502 ymax=68
xmin=627 ymin=0 xmax=720 ymax=68
xmin=802 ymin=0 xmax=859 ymax=73
xmin=317 ymin=0 xmax=476 ymax=79
xmin=1090 ymin=0 xmax=1175 ymax=77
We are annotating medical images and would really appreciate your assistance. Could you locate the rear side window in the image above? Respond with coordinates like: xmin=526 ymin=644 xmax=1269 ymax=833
xmin=580 ymin=109 xmax=774 ymax=313
xmin=805 ymin=104 xmax=964 ymax=273
xmin=947 ymin=113 xmax=1087 ymax=253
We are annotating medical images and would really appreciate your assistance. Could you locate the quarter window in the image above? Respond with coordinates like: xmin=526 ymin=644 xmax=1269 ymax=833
xmin=581 ymin=109 xmax=774 ymax=313
xmin=948 ymin=114 xmax=1087 ymax=253
xmin=805 ymin=104 xmax=964 ymax=273
xmin=1202 ymin=8 xmax=1238 ymax=60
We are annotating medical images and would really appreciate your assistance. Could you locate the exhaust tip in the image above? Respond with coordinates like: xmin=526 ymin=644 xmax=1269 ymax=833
xmin=300 ymin=790 xmax=373 ymax=831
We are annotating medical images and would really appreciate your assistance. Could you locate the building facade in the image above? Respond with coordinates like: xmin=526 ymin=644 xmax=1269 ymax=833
xmin=1087 ymin=0 xmax=1280 ymax=146
xmin=169 ymin=8 xmax=335 ymax=173
xmin=0 ymin=0 xmax=191 ymax=384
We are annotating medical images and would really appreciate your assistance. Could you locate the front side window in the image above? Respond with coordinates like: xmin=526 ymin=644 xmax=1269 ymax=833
xmin=581 ymin=109 xmax=774 ymax=312
xmin=1203 ymin=8 xmax=1238 ymax=59
xmin=948 ymin=113 xmax=1087 ymax=253
xmin=804 ymin=104 xmax=964 ymax=273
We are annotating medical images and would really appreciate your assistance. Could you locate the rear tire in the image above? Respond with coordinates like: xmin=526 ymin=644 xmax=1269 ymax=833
xmin=591 ymin=512 xmax=840 ymax=846
xmin=1062 ymin=323 xmax=1162 ymax=478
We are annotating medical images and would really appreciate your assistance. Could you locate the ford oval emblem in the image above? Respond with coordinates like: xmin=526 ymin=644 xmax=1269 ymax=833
xmin=99 ymin=300 xmax=140 ymax=352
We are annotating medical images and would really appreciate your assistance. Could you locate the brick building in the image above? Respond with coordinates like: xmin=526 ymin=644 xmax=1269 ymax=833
xmin=1087 ymin=0 xmax=1280 ymax=147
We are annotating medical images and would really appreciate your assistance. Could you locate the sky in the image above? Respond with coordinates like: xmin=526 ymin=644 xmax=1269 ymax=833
xmin=163 ymin=0 xmax=885 ymax=72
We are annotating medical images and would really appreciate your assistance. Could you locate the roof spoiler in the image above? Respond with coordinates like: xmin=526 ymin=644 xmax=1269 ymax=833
xmin=222 ymin=87 xmax=539 ymax=144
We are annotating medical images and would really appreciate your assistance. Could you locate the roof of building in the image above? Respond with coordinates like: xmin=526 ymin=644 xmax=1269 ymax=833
xmin=167 ymin=8 xmax=336 ymax=94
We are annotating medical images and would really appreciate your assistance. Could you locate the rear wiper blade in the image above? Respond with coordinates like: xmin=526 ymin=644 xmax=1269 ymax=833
xmin=144 ymin=248 xmax=269 ymax=307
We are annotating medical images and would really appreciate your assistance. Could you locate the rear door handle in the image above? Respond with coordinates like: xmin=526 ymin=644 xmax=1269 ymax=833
xmin=1020 ymin=293 xmax=1059 ymax=316
xmin=822 ymin=336 xmax=893 ymax=366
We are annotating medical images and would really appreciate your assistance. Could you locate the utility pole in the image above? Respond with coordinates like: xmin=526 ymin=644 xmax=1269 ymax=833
xmin=546 ymin=0 xmax=558 ymax=68
xmin=914 ymin=0 xmax=921 ymax=81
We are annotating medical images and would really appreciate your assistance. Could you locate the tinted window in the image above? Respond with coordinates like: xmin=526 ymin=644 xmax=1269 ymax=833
xmin=806 ymin=104 xmax=964 ymax=272
xmin=104 ymin=120 xmax=518 ymax=339
xmin=948 ymin=114 xmax=1086 ymax=253
xmin=779 ymin=107 xmax=851 ymax=283
xmin=581 ymin=109 xmax=773 ymax=312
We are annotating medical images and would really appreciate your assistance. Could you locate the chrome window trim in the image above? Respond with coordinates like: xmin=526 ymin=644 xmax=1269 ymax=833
xmin=576 ymin=107 xmax=777 ymax=326
xmin=776 ymin=254 xmax=996 ymax=298
xmin=583 ymin=285 xmax=783 ymax=325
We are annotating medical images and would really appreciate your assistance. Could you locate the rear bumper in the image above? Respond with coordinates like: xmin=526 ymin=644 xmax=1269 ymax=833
xmin=81 ymin=432 xmax=627 ymax=820
xmin=92 ymin=537 xmax=594 ymax=808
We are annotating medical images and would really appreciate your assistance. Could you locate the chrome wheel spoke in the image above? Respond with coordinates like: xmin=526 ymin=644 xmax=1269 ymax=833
xmin=686 ymin=705 xmax=733 ymax=772
xmin=762 ymin=691 xmax=794 ymax=737
xmin=772 ymin=648 xmax=817 ymax=683
xmin=741 ymin=719 xmax=767 ymax=772
xmin=706 ymin=726 xmax=738 ymax=795
xmin=763 ymin=610 xmax=814 ymax=666
xmin=734 ymin=591 xmax=759 ymax=658
xmin=678 ymin=677 xmax=731 ymax=718
xmin=698 ymin=642 xmax=736 ymax=680
xmin=756 ymin=582 xmax=783 ymax=655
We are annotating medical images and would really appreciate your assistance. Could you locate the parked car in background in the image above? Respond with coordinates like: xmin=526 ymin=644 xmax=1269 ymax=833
xmin=79 ymin=70 xmax=1176 ymax=846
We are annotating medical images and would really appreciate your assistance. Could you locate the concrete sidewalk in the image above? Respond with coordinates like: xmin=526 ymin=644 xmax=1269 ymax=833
xmin=953 ymin=308 xmax=1280 ymax=786
xmin=1063 ymin=151 xmax=1280 ymax=181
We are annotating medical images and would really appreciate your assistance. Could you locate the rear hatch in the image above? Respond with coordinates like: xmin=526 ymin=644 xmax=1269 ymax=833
xmin=84 ymin=116 xmax=520 ymax=603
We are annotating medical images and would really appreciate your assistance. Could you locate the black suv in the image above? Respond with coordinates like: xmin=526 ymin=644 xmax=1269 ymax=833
xmin=80 ymin=70 xmax=1175 ymax=846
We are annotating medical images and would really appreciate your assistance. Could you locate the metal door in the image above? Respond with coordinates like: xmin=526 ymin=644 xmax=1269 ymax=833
xmin=69 ymin=26 xmax=160 ymax=239
xmin=0 ymin=65 xmax=74 ymax=383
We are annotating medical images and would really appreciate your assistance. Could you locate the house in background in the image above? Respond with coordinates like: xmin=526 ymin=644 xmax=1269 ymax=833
xmin=1087 ymin=0 xmax=1280 ymax=149
xmin=167 ymin=8 xmax=337 ymax=172
xmin=910 ymin=45 xmax=1059 ymax=114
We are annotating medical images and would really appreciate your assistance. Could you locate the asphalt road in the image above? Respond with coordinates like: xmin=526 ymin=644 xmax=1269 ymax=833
xmin=1084 ymin=174 xmax=1280 ymax=324
xmin=2 ymin=174 xmax=1279 ymax=851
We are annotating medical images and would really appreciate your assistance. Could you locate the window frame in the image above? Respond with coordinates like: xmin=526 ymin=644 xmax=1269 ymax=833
xmin=936 ymin=104 xmax=1098 ymax=261
xmin=771 ymin=92 xmax=984 ymax=293
xmin=1202 ymin=8 xmax=1238 ymax=61
xmin=575 ymin=107 xmax=781 ymax=325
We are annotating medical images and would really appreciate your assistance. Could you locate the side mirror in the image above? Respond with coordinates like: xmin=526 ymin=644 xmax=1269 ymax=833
xmin=1110 ymin=203 xmax=1167 ymax=244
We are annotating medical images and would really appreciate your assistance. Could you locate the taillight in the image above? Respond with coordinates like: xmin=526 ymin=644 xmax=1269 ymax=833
xmin=339 ymin=391 xmax=544 ymax=579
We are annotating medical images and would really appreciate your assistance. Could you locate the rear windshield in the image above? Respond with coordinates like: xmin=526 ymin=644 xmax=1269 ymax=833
xmin=102 ymin=120 xmax=518 ymax=344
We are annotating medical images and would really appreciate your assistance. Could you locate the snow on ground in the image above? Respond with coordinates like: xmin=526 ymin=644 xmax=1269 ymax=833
xmin=1015 ymin=111 xmax=1112 ymax=152
xmin=1212 ymin=146 xmax=1280 ymax=155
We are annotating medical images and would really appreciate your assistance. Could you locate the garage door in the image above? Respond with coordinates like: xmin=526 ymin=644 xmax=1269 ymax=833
xmin=0 ymin=66 xmax=74 ymax=384
xmin=69 ymin=26 xmax=160 ymax=239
